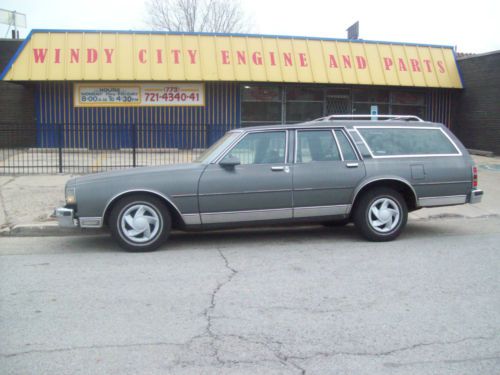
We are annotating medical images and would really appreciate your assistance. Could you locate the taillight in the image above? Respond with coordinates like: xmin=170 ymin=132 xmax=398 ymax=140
xmin=472 ymin=166 xmax=478 ymax=189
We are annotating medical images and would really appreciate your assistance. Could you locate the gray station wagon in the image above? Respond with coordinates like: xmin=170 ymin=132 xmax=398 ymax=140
xmin=55 ymin=115 xmax=483 ymax=251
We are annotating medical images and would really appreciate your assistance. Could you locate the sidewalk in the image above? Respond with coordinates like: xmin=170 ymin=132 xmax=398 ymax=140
xmin=1 ymin=156 xmax=499 ymax=237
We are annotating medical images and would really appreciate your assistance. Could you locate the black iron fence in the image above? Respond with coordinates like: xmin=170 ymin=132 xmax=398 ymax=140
xmin=0 ymin=123 xmax=231 ymax=174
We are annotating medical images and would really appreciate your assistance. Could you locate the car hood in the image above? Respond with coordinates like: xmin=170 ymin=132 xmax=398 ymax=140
xmin=72 ymin=163 xmax=206 ymax=187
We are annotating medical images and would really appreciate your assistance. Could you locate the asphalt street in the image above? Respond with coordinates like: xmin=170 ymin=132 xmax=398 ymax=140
xmin=1 ymin=218 xmax=500 ymax=375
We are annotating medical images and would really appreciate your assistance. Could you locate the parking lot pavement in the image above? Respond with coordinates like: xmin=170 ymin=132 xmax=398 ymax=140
xmin=1 ymin=218 xmax=499 ymax=375
xmin=0 ymin=155 xmax=499 ymax=236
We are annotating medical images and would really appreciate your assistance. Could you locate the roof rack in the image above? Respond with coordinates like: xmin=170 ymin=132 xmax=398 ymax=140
xmin=313 ymin=114 xmax=424 ymax=122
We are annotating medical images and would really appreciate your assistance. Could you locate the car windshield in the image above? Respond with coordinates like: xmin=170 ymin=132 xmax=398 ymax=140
xmin=193 ymin=132 xmax=241 ymax=163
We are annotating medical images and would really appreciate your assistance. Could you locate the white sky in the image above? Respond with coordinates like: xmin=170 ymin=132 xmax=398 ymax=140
xmin=1 ymin=0 xmax=499 ymax=53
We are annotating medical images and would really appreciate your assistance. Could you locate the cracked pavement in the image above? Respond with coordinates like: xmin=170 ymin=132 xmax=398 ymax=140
xmin=1 ymin=217 xmax=500 ymax=374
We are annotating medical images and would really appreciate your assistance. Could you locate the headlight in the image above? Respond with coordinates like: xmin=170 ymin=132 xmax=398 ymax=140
xmin=65 ymin=186 xmax=77 ymax=205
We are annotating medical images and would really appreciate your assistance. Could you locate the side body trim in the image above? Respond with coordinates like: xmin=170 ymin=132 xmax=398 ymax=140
xmin=293 ymin=204 xmax=351 ymax=218
xmin=201 ymin=208 xmax=292 ymax=224
xmin=418 ymin=195 xmax=467 ymax=207
xmin=182 ymin=213 xmax=202 ymax=225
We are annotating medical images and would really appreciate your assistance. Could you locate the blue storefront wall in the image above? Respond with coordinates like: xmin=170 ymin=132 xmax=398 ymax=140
xmin=35 ymin=82 xmax=241 ymax=149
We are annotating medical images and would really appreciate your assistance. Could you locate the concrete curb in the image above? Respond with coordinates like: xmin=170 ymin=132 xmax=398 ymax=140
xmin=1 ymin=215 xmax=499 ymax=237
xmin=0 ymin=223 xmax=104 ymax=237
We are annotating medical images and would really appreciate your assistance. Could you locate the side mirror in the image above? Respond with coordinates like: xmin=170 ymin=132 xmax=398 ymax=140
xmin=219 ymin=155 xmax=241 ymax=168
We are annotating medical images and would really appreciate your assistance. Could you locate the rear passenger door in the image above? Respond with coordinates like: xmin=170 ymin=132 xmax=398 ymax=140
xmin=292 ymin=128 xmax=366 ymax=218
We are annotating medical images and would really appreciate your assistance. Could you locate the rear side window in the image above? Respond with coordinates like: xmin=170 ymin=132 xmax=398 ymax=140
xmin=296 ymin=130 xmax=341 ymax=163
xmin=357 ymin=127 xmax=460 ymax=156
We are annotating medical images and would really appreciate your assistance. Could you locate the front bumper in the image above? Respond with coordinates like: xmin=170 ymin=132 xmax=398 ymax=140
xmin=53 ymin=207 xmax=78 ymax=228
xmin=469 ymin=189 xmax=484 ymax=204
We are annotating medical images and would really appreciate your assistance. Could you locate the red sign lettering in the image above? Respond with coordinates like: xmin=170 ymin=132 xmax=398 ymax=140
xmin=54 ymin=48 xmax=61 ymax=64
xmin=398 ymin=58 xmax=407 ymax=72
xmin=356 ymin=56 xmax=367 ymax=69
xmin=104 ymin=49 xmax=114 ymax=64
xmin=221 ymin=50 xmax=230 ymax=64
xmin=423 ymin=59 xmax=432 ymax=72
xmin=70 ymin=49 xmax=79 ymax=63
xmin=27 ymin=44 xmax=450 ymax=79
xmin=87 ymin=48 xmax=98 ymax=63
xmin=329 ymin=54 xmax=338 ymax=68
xmin=269 ymin=51 xmax=277 ymax=66
xmin=384 ymin=57 xmax=393 ymax=71
xmin=342 ymin=55 xmax=352 ymax=69
xmin=33 ymin=48 xmax=48 ymax=63
xmin=298 ymin=53 xmax=308 ymax=67
xmin=236 ymin=51 xmax=246 ymax=65
xmin=171 ymin=49 xmax=181 ymax=64
xmin=139 ymin=49 xmax=147 ymax=64
xmin=252 ymin=51 xmax=263 ymax=65
xmin=283 ymin=52 xmax=293 ymax=67
xmin=437 ymin=61 xmax=446 ymax=73
xmin=410 ymin=58 xmax=421 ymax=72
xmin=187 ymin=49 xmax=197 ymax=64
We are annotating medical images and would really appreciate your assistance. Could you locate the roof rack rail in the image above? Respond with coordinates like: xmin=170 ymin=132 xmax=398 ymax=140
xmin=313 ymin=114 xmax=424 ymax=122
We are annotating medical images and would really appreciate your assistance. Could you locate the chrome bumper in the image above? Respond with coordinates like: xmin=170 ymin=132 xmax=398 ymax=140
xmin=53 ymin=207 xmax=78 ymax=228
xmin=469 ymin=189 xmax=484 ymax=204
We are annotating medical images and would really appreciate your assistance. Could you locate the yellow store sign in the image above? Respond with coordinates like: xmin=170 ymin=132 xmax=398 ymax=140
xmin=1 ymin=30 xmax=463 ymax=88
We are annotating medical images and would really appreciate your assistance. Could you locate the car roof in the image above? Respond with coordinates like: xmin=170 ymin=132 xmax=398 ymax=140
xmin=234 ymin=120 xmax=443 ymax=133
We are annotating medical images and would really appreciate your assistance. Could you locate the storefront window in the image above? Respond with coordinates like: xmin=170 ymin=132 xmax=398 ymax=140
xmin=286 ymin=87 xmax=324 ymax=101
xmin=391 ymin=105 xmax=426 ymax=118
xmin=286 ymin=87 xmax=324 ymax=123
xmin=352 ymin=89 xmax=389 ymax=116
xmin=353 ymin=89 xmax=389 ymax=103
xmin=390 ymin=91 xmax=426 ymax=118
xmin=353 ymin=103 xmax=389 ymax=115
xmin=241 ymin=85 xmax=282 ymax=125
xmin=287 ymin=102 xmax=324 ymax=122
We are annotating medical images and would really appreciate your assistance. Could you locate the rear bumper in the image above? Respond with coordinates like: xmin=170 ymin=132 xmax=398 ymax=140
xmin=469 ymin=189 xmax=483 ymax=204
xmin=53 ymin=207 xmax=77 ymax=228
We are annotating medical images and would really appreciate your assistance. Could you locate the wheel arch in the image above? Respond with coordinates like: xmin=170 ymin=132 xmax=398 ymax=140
xmin=351 ymin=178 xmax=418 ymax=214
xmin=102 ymin=190 xmax=185 ymax=229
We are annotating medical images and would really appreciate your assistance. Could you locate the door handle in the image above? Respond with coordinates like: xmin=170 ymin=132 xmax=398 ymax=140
xmin=271 ymin=166 xmax=290 ymax=173
xmin=346 ymin=162 xmax=359 ymax=168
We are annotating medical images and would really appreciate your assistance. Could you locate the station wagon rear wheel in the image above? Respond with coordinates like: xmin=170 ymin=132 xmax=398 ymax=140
xmin=354 ymin=188 xmax=407 ymax=241
xmin=109 ymin=195 xmax=171 ymax=252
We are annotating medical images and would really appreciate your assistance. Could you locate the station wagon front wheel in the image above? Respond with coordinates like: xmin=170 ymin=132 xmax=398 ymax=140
xmin=354 ymin=188 xmax=407 ymax=241
xmin=109 ymin=195 xmax=171 ymax=252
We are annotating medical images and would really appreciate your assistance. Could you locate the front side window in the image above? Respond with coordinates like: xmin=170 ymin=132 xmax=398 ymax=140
xmin=296 ymin=130 xmax=341 ymax=163
xmin=357 ymin=127 xmax=460 ymax=156
xmin=222 ymin=131 xmax=286 ymax=165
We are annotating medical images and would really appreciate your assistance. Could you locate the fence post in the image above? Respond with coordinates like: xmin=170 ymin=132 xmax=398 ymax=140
xmin=132 ymin=122 xmax=137 ymax=167
xmin=58 ymin=122 xmax=63 ymax=173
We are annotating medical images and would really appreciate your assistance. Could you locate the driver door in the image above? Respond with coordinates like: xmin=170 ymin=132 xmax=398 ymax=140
xmin=198 ymin=131 xmax=293 ymax=224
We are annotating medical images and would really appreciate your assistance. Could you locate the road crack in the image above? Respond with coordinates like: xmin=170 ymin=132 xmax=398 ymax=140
xmin=0 ymin=341 xmax=184 ymax=358
xmin=202 ymin=248 xmax=238 ymax=364
xmin=286 ymin=334 xmax=498 ymax=362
